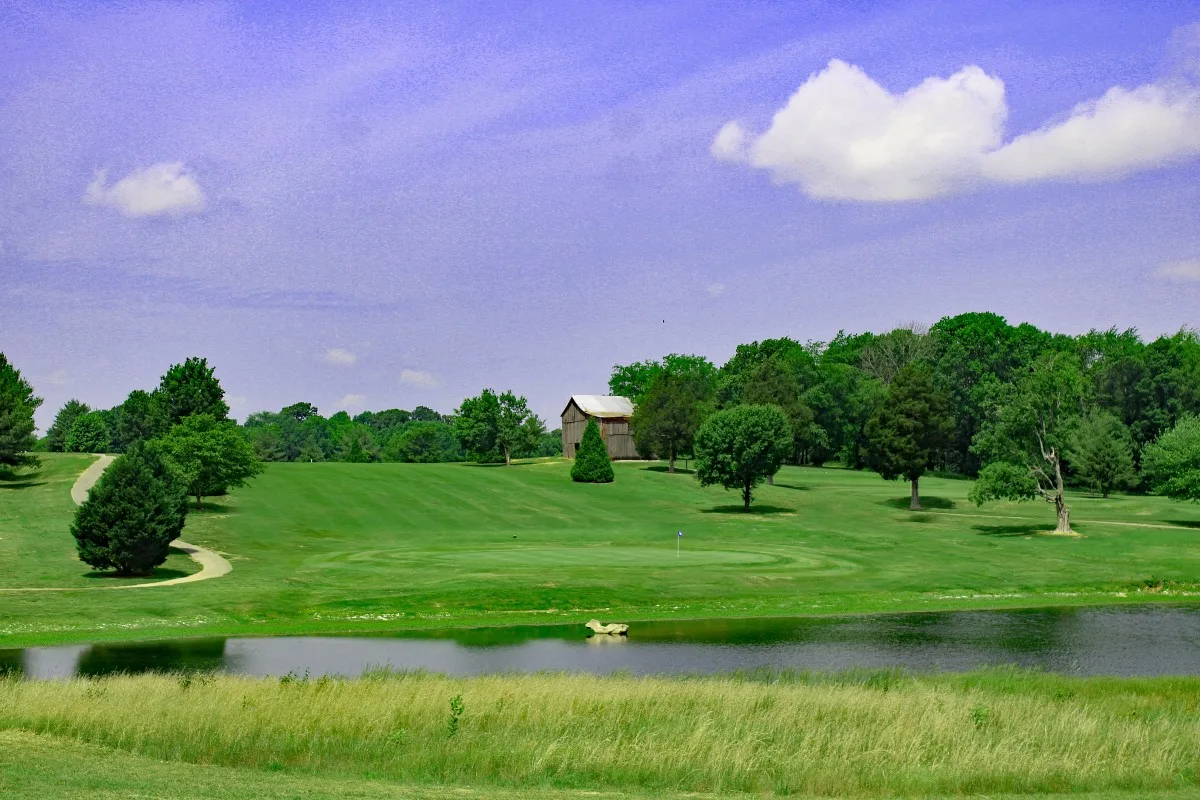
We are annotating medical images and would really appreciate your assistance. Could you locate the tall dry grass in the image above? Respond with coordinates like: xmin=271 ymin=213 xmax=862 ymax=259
xmin=1 ymin=669 xmax=1197 ymax=796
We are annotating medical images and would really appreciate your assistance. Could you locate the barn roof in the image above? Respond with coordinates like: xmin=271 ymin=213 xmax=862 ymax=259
xmin=564 ymin=395 xmax=634 ymax=418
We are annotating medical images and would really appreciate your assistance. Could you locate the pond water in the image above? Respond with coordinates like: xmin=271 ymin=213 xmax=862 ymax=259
xmin=3 ymin=606 xmax=1199 ymax=680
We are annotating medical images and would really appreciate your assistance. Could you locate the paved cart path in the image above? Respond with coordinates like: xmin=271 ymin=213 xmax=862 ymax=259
xmin=1 ymin=455 xmax=232 ymax=592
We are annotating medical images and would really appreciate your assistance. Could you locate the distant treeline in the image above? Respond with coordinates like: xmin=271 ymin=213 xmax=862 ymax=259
xmin=611 ymin=312 xmax=1200 ymax=483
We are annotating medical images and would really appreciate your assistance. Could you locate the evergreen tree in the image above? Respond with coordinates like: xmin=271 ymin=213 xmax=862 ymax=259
xmin=694 ymin=405 xmax=792 ymax=511
xmin=0 ymin=353 xmax=42 ymax=470
xmin=1068 ymin=409 xmax=1137 ymax=497
xmin=865 ymin=362 xmax=952 ymax=509
xmin=571 ymin=418 xmax=614 ymax=483
xmin=65 ymin=411 xmax=111 ymax=453
xmin=47 ymin=399 xmax=90 ymax=452
xmin=71 ymin=444 xmax=188 ymax=575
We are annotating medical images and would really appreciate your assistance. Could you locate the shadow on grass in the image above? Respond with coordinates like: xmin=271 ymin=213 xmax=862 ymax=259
xmin=771 ymin=482 xmax=811 ymax=492
xmin=702 ymin=504 xmax=793 ymax=515
xmin=191 ymin=501 xmax=233 ymax=514
xmin=1166 ymin=520 xmax=1200 ymax=529
xmin=82 ymin=567 xmax=193 ymax=581
xmin=881 ymin=496 xmax=955 ymax=510
xmin=974 ymin=523 xmax=1043 ymax=537
xmin=0 ymin=478 xmax=46 ymax=490
xmin=907 ymin=514 xmax=936 ymax=524
xmin=643 ymin=465 xmax=696 ymax=475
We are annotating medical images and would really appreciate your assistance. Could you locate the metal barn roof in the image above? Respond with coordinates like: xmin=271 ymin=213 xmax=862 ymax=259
xmin=565 ymin=395 xmax=634 ymax=418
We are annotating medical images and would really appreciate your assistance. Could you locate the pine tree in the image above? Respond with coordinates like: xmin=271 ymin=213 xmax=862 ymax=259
xmin=1068 ymin=409 xmax=1137 ymax=498
xmin=0 ymin=353 xmax=41 ymax=470
xmin=571 ymin=419 xmax=614 ymax=483
xmin=865 ymin=362 xmax=953 ymax=510
xmin=47 ymin=399 xmax=90 ymax=452
xmin=71 ymin=444 xmax=188 ymax=576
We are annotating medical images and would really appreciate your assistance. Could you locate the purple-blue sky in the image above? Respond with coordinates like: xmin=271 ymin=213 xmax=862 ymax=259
xmin=2 ymin=1 xmax=1199 ymax=431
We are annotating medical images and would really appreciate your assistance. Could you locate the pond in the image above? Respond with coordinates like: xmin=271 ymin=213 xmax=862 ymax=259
xmin=3 ymin=606 xmax=1199 ymax=680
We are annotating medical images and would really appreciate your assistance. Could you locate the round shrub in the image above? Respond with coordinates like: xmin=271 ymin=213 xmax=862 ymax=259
xmin=571 ymin=419 xmax=614 ymax=483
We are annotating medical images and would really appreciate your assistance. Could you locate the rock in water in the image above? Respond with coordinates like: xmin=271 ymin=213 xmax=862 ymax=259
xmin=585 ymin=619 xmax=628 ymax=635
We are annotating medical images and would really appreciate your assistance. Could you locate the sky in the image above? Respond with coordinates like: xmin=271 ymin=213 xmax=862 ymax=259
xmin=2 ymin=0 xmax=1199 ymax=431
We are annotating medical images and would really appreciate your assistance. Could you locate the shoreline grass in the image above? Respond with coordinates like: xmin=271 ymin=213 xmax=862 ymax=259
xmin=1 ymin=668 xmax=1197 ymax=797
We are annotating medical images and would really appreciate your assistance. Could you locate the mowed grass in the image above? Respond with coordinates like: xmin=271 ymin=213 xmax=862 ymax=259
xmin=2 ymin=454 xmax=1199 ymax=646
xmin=1 ymin=669 xmax=1199 ymax=797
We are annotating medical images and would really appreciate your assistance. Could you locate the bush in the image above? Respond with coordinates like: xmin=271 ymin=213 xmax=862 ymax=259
xmin=71 ymin=444 xmax=188 ymax=576
xmin=571 ymin=419 xmax=613 ymax=483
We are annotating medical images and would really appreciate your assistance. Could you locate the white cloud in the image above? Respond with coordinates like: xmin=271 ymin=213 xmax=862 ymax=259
xmin=400 ymin=369 xmax=440 ymax=388
xmin=322 ymin=348 xmax=357 ymax=366
xmin=706 ymin=282 xmax=726 ymax=297
xmin=1155 ymin=260 xmax=1200 ymax=281
xmin=337 ymin=393 xmax=367 ymax=410
xmin=716 ymin=59 xmax=1200 ymax=201
xmin=983 ymin=85 xmax=1200 ymax=183
xmin=84 ymin=162 xmax=205 ymax=217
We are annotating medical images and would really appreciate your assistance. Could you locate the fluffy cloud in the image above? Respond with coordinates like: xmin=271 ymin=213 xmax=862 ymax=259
xmin=716 ymin=60 xmax=1200 ymax=201
xmin=400 ymin=369 xmax=440 ymax=388
xmin=85 ymin=162 xmax=205 ymax=217
xmin=322 ymin=348 xmax=357 ymax=366
xmin=706 ymin=282 xmax=726 ymax=297
xmin=337 ymin=393 xmax=367 ymax=410
xmin=1155 ymin=260 xmax=1200 ymax=281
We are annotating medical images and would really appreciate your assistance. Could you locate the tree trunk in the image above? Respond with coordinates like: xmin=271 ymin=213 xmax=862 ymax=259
xmin=742 ymin=481 xmax=752 ymax=512
xmin=909 ymin=477 xmax=921 ymax=510
xmin=668 ymin=447 xmax=675 ymax=474
xmin=1052 ymin=450 xmax=1072 ymax=533
xmin=195 ymin=492 xmax=203 ymax=510
xmin=504 ymin=447 xmax=511 ymax=466
xmin=767 ymin=472 xmax=774 ymax=485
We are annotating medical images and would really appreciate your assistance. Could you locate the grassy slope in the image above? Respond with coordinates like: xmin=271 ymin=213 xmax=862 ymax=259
xmin=1 ymin=670 xmax=1198 ymax=797
xmin=1 ymin=454 xmax=1199 ymax=646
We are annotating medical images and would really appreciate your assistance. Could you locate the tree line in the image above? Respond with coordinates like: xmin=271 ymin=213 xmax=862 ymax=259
xmin=614 ymin=313 xmax=1200 ymax=520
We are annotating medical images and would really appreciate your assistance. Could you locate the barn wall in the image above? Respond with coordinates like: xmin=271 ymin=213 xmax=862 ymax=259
xmin=601 ymin=418 xmax=638 ymax=459
xmin=561 ymin=401 xmax=589 ymax=458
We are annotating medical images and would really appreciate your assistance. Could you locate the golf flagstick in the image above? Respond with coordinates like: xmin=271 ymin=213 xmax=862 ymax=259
xmin=677 ymin=530 xmax=683 ymax=557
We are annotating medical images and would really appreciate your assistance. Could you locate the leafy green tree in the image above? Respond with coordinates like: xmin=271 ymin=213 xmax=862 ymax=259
xmin=0 ymin=353 xmax=41 ymax=470
xmin=534 ymin=428 xmax=563 ymax=457
xmin=47 ymin=399 xmax=90 ymax=452
xmin=1068 ymin=409 xmax=1137 ymax=497
xmin=455 ymin=389 xmax=500 ymax=461
xmin=157 ymin=414 xmax=263 ymax=508
xmin=496 ymin=391 xmax=544 ymax=466
xmin=571 ymin=419 xmax=614 ymax=483
xmin=155 ymin=357 xmax=230 ymax=424
xmin=411 ymin=406 xmax=443 ymax=423
xmin=112 ymin=390 xmax=166 ymax=451
xmin=65 ymin=411 xmax=111 ymax=453
xmin=384 ymin=421 xmax=462 ymax=462
xmin=969 ymin=353 xmax=1085 ymax=533
xmin=858 ymin=325 xmax=935 ymax=385
xmin=337 ymin=424 xmax=379 ymax=462
xmin=694 ymin=405 xmax=792 ymax=511
xmin=865 ymin=362 xmax=952 ymax=509
xmin=631 ymin=370 xmax=712 ymax=472
xmin=71 ymin=443 xmax=188 ymax=576
xmin=1141 ymin=415 xmax=1200 ymax=502
xmin=610 ymin=354 xmax=717 ymax=405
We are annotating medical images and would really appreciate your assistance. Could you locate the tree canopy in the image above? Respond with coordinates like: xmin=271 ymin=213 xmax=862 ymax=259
xmin=1068 ymin=409 xmax=1137 ymax=498
xmin=1141 ymin=415 xmax=1200 ymax=503
xmin=865 ymin=362 xmax=952 ymax=509
xmin=156 ymin=357 xmax=230 ymax=425
xmin=630 ymin=370 xmax=712 ymax=472
xmin=156 ymin=414 xmax=263 ymax=508
xmin=455 ymin=389 xmax=544 ymax=465
xmin=47 ymin=399 xmax=90 ymax=452
xmin=694 ymin=404 xmax=792 ymax=511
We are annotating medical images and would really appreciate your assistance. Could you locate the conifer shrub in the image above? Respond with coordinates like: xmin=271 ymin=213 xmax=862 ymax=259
xmin=571 ymin=418 xmax=614 ymax=483
xmin=71 ymin=443 xmax=188 ymax=576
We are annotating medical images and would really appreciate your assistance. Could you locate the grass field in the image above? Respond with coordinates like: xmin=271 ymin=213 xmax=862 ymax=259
xmin=1 ymin=669 xmax=1198 ymax=798
xmin=1 ymin=454 xmax=1199 ymax=647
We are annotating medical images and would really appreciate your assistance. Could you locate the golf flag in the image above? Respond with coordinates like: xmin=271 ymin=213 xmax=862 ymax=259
xmin=677 ymin=530 xmax=684 ymax=537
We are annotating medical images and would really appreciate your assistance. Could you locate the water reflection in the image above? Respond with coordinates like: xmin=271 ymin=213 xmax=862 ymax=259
xmin=3 ymin=606 xmax=1198 ymax=680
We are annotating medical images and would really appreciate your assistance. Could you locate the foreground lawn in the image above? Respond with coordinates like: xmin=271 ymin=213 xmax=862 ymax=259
xmin=1 ymin=454 xmax=1199 ymax=646
xmin=1 ymin=670 xmax=1198 ymax=797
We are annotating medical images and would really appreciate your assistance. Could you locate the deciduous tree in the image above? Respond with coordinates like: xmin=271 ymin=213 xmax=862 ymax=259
xmin=155 ymin=357 xmax=230 ymax=424
xmin=694 ymin=405 xmax=792 ymax=512
xmin=1141 ymin=415 xmax=1200 ymax=503
xmin=65 ymin=411 xmax=111 ymax=453
xmin=631 ymin=371 xmax=712 ymax=472
xmin=157 ymin=414 xmax=263 ymax=508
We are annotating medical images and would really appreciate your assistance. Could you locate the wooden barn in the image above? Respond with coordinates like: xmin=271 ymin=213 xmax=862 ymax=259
xmin=561 ymin=395 xmax=638 ymax=460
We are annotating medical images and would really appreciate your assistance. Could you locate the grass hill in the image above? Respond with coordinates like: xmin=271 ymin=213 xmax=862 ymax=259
xmin=2 ymin=454 xmax=1199 ymax=647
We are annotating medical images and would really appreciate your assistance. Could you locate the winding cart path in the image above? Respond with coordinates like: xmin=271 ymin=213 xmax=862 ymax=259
xmin=1 ymin=454 xmax=232 ymax=591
